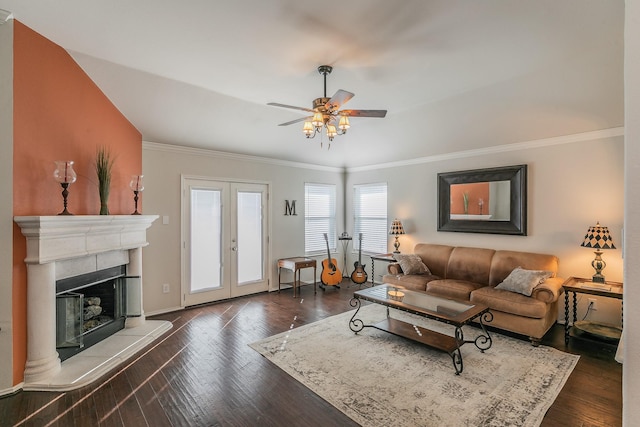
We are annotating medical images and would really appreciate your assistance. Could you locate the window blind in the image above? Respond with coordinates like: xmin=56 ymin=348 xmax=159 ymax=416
xmin=305 ymin=183 xmax=337 ymax=254
xmin=353 ymin=183 xmax=388 ymax=254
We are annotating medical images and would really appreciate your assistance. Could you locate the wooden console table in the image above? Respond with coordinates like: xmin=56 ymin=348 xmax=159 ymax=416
xmin=278 ymin=257 xmax=317 ymax=297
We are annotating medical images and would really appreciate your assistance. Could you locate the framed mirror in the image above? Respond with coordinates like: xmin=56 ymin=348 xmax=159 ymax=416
xmin=437 ymin=164 xmax=527 ymax=235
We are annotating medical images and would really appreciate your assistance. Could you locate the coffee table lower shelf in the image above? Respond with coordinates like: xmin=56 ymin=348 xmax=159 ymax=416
xmin=371 ymin=317 xmax=461 ymax=354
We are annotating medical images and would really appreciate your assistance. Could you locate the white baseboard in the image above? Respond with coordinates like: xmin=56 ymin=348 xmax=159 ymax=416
xmin=145 ymin=306 xmax=184 ymax=317
xmin=0 ymin=382 xmax=24 ymax=397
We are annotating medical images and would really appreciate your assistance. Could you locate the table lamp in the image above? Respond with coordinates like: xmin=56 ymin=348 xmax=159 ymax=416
xmin=389 ymin=219 xmax=406 ymax=253
xmin=580 ymin=221 xmax=616 ymax=283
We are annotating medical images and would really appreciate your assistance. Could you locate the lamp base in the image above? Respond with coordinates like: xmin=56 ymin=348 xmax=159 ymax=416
xmin=393 ymin=237 xmax=400 ymax=254
xmin=590 ymin=249 xmax=606 ymax=284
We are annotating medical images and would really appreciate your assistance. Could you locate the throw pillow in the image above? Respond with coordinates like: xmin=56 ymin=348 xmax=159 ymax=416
xmin=393 ymin=254 xmax=431 ymax=275
xmin=495 ymin=267 xmax=553 ymax=296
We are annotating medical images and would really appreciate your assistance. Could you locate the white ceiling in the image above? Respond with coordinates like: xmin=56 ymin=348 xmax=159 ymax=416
xmin=0 ymin=0 xmax=624 ymax=168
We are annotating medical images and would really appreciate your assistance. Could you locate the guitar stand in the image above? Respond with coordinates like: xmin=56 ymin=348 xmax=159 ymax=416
xmin=347 ymin=275 xmax=367 ymax=289
xmin=338 ymin=235 xmax=352 ymax=279
xmin=319 ymin=283 xmax=340 ymax=291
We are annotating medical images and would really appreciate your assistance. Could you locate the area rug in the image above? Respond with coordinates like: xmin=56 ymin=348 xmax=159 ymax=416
xmin=249 ymin=304 xmax=579 ymax=427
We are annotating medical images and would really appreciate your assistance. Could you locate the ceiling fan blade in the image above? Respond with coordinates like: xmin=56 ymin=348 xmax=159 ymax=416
xmin=325 ymin=90 xmax=355 ymax=112
xmin=278 ymin=116 xmax=311 ymax=126
xmin=267 ymin=102 xmax=315 ymax=113
xmin=340 ymin=109 xmax=387 ymax=118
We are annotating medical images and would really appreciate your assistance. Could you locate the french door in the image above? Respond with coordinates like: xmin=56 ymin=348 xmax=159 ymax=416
xmin=182 ymin=177 xmax=269 ymax=306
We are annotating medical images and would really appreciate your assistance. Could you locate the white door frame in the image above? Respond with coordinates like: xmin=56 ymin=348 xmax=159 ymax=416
xmin=180 ymin=175 xmax=271 ymax=307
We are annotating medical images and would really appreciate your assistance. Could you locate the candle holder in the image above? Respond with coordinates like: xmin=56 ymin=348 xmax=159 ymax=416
xmin=129 ymin=175 xmax=144 ymax=215
xmin=53 ymin=161 xmax=77 ymax=215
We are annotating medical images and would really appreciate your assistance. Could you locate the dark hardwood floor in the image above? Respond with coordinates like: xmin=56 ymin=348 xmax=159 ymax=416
xmin=0 ymin=280 xmax=622 ymax=426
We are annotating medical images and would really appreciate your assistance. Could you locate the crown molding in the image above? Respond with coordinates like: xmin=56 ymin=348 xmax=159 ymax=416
xmin=347 ymin=127 xmax=624 ymax=173
xmin=0 ymin=9 xmax=13 ymax=23
xmin=142 ymin=141 xmax=344 ymax=173
xmin=143 ymin=127 xmax=624 ymax=174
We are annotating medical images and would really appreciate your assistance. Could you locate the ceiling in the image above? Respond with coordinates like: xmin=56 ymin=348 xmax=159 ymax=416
xmin=0 ymin=0 xmax=624 ymax=168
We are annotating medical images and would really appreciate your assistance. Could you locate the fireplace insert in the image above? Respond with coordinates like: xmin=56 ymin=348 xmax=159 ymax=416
xmin=56 ymin=266 xmax=141 ymax=361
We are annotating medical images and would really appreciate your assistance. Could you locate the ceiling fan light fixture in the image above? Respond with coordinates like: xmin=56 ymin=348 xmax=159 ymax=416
xmin=326 ymin=124 xmax=338 ymax=140
xmin=338 ymin=115 xmax=350 ymax=131
xmin=268 ymin=65 xmax=387 ymax=149
xmin=302 ymin=120 xmax=315 ymax=137
xmin=312 ymin=112 xmax=324 ymax=128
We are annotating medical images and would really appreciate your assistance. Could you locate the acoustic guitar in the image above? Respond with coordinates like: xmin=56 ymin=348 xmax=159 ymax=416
xmin=321 ymin=233 xmax=342 ymax=287
xmin=350 ymin=233 xmax=368 ymax=285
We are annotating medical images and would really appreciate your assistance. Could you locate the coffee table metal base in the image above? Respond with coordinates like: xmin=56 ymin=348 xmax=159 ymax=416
xmin=349 ymin=297 xmax=493 ymax=375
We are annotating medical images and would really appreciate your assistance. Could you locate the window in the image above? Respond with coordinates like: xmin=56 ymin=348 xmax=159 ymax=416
xmin=353 ymin=183 xmax=388 ymax=254
xmin=305 ymin=183 xmax=337 ymax=254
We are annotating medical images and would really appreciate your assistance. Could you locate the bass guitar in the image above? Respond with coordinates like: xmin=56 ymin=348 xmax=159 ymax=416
xmin=350 ymin=233 xmax=368 ymax=285
xmin=320 ymin=233 xmax=342 ymax=288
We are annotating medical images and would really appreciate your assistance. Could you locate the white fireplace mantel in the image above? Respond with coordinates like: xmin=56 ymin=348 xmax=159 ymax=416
xmin=14 ymin=215 xmax=171 ymax=391
xmin=14 ymin=215 xmax=159 ymax=264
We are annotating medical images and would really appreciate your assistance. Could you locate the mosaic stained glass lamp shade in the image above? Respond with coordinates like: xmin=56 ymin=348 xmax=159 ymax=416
xmin=580 ymin=222 xmax=616 ymax=283
xmin=389 ymin=219 xmax=406 ymax=253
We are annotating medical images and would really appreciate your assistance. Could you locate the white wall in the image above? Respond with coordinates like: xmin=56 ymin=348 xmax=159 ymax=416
xmin=141 ymin=142 xmax=344 ymax=315
xmin=624 ymin=0 xmax=640 ymax=424
xmin=346 ymin=132 xmax=624 ymax=326
xmin=0 ymin=18 xmax=13 ymax=393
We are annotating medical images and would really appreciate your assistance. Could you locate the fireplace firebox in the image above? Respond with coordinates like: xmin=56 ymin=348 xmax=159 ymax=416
xmin=56 ymin=265 xmax=141 ymax=361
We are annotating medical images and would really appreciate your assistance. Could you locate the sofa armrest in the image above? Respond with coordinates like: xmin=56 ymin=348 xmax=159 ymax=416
xmin=531 ymin=277 xmax=565 ymax=303
xmin=388 ymin=262 xmax=403 ymax=275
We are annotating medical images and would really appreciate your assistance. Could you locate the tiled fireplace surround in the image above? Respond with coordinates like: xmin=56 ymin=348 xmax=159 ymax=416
xmin=14 ymin=215 xmax=172 ymax=391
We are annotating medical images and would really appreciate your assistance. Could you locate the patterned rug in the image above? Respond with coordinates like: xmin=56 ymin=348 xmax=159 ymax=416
xmin=249 ymin=304 xmax=579 ymax=427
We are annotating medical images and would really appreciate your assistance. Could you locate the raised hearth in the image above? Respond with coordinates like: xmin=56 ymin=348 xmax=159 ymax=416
xmin=14 ymin=215 xmax=172 ymax=391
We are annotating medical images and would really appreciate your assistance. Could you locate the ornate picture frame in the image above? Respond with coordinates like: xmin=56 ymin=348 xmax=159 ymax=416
xmin=437 ymin=165 xmax=527 ymax=235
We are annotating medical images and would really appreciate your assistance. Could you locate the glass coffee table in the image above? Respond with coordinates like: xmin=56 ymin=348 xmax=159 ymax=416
xmin=349 ymin=284 xmax=493 ymax=375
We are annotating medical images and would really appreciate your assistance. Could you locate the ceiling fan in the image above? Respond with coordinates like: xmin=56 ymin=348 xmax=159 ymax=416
xmin=267 ymin=65 xmax=387 ymax=146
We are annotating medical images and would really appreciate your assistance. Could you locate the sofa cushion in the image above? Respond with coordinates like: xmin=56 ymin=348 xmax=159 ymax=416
xmin=446 ymin=247 xmax=496 ymax=285
xmin=413 ymin=244 xmax=455 ymax=278
xmin=393 ymin=254 xmax=431 ymax=275
xmin=495 ymin=267 xmax=553 ymax=296
xmin=382 ymin=273 xmax=439 ymax=291
xmin=471 ymin=287 xmax=548 ymax=319
xmin=426 ymin=279 xmax=485 ymax=301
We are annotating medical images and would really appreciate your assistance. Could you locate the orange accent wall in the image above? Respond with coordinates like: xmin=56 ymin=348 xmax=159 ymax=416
xmin=450 ymin=182 xmax=490 ymax=215
xmin=12 ymin=21 xmax=142 ymax=384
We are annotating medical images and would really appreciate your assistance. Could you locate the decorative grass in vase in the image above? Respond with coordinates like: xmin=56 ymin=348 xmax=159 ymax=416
xmin=462 ymin=192 xmax=469 ymax=214
xmin=95 ymin=146 xmax=115 ymax=215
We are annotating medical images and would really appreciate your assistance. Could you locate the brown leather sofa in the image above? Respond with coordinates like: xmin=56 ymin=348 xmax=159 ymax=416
xmin=382 ymin=243 xmax=564 ymax=345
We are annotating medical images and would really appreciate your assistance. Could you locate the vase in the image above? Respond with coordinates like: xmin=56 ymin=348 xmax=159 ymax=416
xmin=98 ymin=179 xmax=110 ymax=215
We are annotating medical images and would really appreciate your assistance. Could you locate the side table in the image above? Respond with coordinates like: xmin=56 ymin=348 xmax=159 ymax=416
xmin=370 ymin=253 xmax=395 ymax=286
xmin=278 ymin=257 xmax=317 ymax=298
xmin=563 ymin=276 xmax=623 ymax=345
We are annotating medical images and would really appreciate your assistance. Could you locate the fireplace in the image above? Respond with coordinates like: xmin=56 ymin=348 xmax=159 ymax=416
xmin=55 ymin=265 xmax=135 ymax=361
xmin=14 ymin=215 xmax=171 ymax=391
